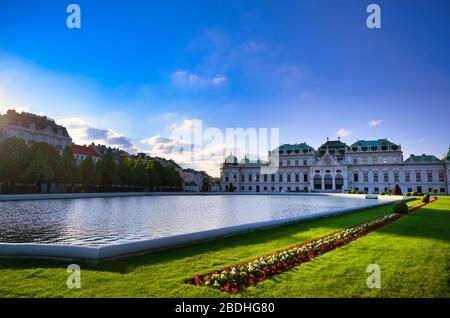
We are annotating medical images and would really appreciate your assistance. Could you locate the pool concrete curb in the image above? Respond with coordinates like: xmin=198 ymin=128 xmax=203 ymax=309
xmin=0 ymin=195 xmax=409 ymax=263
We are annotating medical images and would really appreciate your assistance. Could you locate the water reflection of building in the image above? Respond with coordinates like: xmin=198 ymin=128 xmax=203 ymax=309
xmin=221 ymin=138 xmax=450 ymax=195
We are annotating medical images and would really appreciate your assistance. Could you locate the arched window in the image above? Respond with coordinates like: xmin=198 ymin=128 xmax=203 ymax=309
xmin=314 ymin=175 xmax=322 ymax=190
xmin=335 ymin=174 xmax=344 ymax=190
xmin=324 ymin=174 xmax=333 ymax=190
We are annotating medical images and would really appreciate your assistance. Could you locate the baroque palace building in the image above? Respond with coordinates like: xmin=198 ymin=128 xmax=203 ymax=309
xmin=220 ymin=138 xmax=450 ymax=195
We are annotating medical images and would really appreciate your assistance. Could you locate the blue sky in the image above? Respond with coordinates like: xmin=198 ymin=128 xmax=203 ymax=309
xmin=0 ymin=0 xmax=449 ymax=176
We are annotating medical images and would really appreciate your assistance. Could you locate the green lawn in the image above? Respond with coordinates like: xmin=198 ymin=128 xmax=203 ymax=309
xmin=0 ymin=197 xmax=449 ymax=298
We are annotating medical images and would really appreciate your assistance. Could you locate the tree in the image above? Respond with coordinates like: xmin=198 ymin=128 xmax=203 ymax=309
xmin=228 ymin=183 xmax=234 ymax=192
xmin=97 ymin=149 xmax=117 ymax=187
xmin=0 ymin=137 xmax=30 ymax=185
xmin=146 ymin=160 xmax=161 ymax=191
xmin=54 ymin=147 xmax=78 ymax=190
xmin=117 ymin=155 xmax=135 ymax=188
xmin=22 ymin=149 xmax=54 ymax=192
xmin=29 ymin=142 xmax=61 ymax=174
xmin=79 ymin=156 xmax=99 ymax=188
xmin=201 ymin=177 xmax=210 ymax=192
xmin=134 ymin=158 xmax=148 ymax=188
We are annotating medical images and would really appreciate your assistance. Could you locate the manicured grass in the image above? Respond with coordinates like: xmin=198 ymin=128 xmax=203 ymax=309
xmin=0 ymin=197 xmax=449 ymax=297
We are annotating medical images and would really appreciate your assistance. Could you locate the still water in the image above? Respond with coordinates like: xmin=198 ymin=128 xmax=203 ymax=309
xmin=0 ymin=195 xmax=381 ymax=246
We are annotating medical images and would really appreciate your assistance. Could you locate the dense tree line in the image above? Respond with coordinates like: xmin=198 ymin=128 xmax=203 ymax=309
xmin=0 ymin=137 xmax=183 ymax=194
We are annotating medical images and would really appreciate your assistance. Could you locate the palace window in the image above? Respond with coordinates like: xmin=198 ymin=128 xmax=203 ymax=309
xmin=372 ymin=157 xmax=378 ymax=164
xmin=427 ymin=171 xmax=433 ymax=182
xmin=303 ymin=159 xmax=308 ymax=166
xmin=394 ymin=171 xmax=399 ymax=182
xmin=383 ymin=158 xmax=388 ymax=164
xmin=279 ymin=173 xmax=283 ymax=183
xmin=241 ymin=175 xmax=245 ymax=182
xmin=248 ymin=174 xmax=252 ymax=182
xmin=287 ymin=160 xmax=291 ymax=167
xmin=264 ymin=174 xmax=268 ymax=182
xmin=353 ymin=158 xmax=358 ymax=165
xmin=383 ymin=172 xmax=389 ymax=183
xmin=233 ymin=175 xmax=237 ymax=182
xmin=287 ymin=173 xmax=291 ymax=182
xmin=439 ymin=171 xmax=445 ymax=182
xmin=405 ymin=172 xmax=410 ymax=182
xmin=416 ymin=172 xmax=422 ymax=182
xmin=225 ymin=173 xmax=229 ymax=182
xmin=374 ymin=187 xmax=379 ymax=193
xmin=362 ymin=157 xmax=368 ymax=164
xmin=256 ymin=174 xmax=260 ymax=182
xmin=354 ymin=173 xmax=359 ymax=182
xmin=295 ymin=173 xmax=300 ymax=182
xmin=304 ymin=174 xmax=308 ymax=182
xmin=295 ymin=160 xmax=299 ymax=166
xmin=271 ymin=174 xmax=275 ymax=182
xmin=373 ymin=172 xmax=379 ymax=182
xmin=394 ymin=157 xmax=399 ymax=163
xmin=363 ymin=172 xmax=368 ymax=182
xmin=441 ymin=188 xmax=446 ymax=193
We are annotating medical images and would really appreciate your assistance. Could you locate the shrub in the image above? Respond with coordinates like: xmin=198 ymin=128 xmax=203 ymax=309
xmin=432 ymin=188 xmax=438 ymax=194
xmin=380 ymin=192 xmax=385 ymax=196
xmin=393 ymin=202 xmax=408 ymax=214
xmin=412 ymin=191 xmax=418 ymax=196
xmin=357 ymin=191 xmax=363 ymax=194
xmin=405 ymin=192 xmax=411 ymax=196
xmin=422 ymin=193 xmax=430 ymax=203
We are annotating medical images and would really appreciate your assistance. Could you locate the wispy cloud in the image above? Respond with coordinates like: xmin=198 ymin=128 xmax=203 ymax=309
xmin=59 ymin=117 xmax=138 ymax=153
xmin=336 ymin=128 xmax=352 ymax=138
xmin=170 ymin=70 xmax=227 ymax=89
xmin=368 ymin=119 xmax=383 ymax=127
xmin=417 ymin=137 xmax=425 ymax=143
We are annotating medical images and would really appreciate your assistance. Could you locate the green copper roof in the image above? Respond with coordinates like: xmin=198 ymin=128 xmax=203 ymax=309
xmin=273 ymin=143 xmax=314 ymax=153
xmin=350 ymin=139 xmax=398 ymax=148
xmin=404 ymin=154 xmax=442 ymax=164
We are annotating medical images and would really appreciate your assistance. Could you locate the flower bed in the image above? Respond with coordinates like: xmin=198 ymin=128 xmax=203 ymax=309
xmin=186 ymin=198 xmax=437 ymax=294
xmin=186 ymin=213 xmax=401 ymax=294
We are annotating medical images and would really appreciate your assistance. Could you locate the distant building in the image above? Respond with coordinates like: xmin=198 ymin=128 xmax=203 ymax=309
xmin=0 ymin=109 xmax=72 ymax=154
xmin=221 ymin=138 xmax=450 ymax=195
xmin=181 ymin=168 xmax=215 ymax=192
xmin=71 ymin=144 xmax=102 ymax=164
xmin=90 ymin=143 xmax=129 ymax=162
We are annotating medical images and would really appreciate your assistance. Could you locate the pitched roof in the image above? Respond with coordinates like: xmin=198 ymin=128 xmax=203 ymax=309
xmin=351 ymin=139 xmax=398 ymax=149
xmin=71 ymin=144 xmax=101 ymax=157
xmin=1 ymin=110 xmax=70 ymax=138
xmin=272 ymin=143 xmax=314 ymax=154
xmin=404 ymin=154 xmax=442 ymax=164
xmin=319 ymin=139 xmax=347 ymax=149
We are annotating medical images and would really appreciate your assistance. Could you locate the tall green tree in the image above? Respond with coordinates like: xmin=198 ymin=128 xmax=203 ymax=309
xmin=117 ymin=155 xmax=135 ymax=187
xmin=29 ymin=142 xmax=61 ymax=175
xmin=98 ymin=149 xmax=117 ymax=187
xmin=22 ymin=149 xmax=54 ymax=192
xmin=134 ymin=158 xmax=148 ymax=188
xmin=79 ymin=156 xmax=99 ymax=187
xmin=0 ymin=137 xmax=30 ymax=185
xmin=54 ymin=147 xmax=78 ymax=188
xmin=146 ymin=159 xmax=162 ymax=191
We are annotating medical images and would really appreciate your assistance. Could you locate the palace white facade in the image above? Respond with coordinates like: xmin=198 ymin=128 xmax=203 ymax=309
xmin=0 ymin=110 xmax=72 ymax=154
xmin=221 ymin=138 xmax=450 ymax=195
